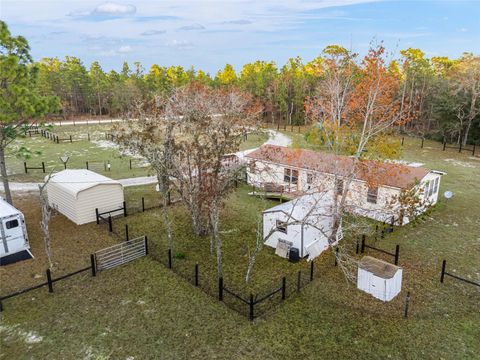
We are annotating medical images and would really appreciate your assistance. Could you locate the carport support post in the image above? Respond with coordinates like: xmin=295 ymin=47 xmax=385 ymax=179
xmin=123 ymin=201 xmax=127 ymax=217
xmin=249 ymin=294 xmax=254 ymax=321
xmin=281 ymin=277 xmax=286 ymax=300
xmin=218 ymin=277 xmax=224 ymax=301
xmin=46 ymin=269 xmax=54 ymax=293
xmin=394 ymin=245 xmax=400 ymax=265
xmin=95 ymin=208 xmax=99 ymax=224
xmin=440 ymin=260 xmax=447 ymax=283
xmin=90 ymin=254 xmax=97 ymax=276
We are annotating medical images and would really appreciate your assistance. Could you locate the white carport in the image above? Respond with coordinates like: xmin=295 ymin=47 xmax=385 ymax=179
xmin=46 ymin=169 xmax=124 ymax=225
xmin=262 ymin=192 xmax=342 ymax=261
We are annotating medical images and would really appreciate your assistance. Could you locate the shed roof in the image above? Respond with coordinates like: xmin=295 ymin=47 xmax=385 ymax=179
xmin=246 ymin=145 xmax=431 ymax=189
xmin=263 ymin=192 xmax=334 ymax=219
xmin=48 ymin=170 xmax=121 ymax=197
xmin=0 ymin=198 xmax=22 ymax=218
xmin=358 ymin=256 xmax=401 ymax=279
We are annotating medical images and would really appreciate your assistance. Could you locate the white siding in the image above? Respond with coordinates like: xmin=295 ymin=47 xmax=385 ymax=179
xmin=76 ymin=184 xmax=124 ymax=224
xmin=47 ymin=182 xmax=78 ymax=223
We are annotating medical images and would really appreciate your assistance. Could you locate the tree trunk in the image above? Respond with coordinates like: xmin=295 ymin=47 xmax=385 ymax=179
xmin=210 ymin=200 xmax=222 ymax=278
xmin=0 ymin=145 xmax=13 ymax=205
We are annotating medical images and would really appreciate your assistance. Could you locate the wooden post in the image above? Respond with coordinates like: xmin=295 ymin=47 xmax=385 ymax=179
xmin=123 ymin=201 xmax=127 ymax=217
xmin=459 ymin=142 xmax=462 ymax=153
xmin=108 ymin=215 xmax=112 ymax=232
xmin=249 ymin=294 xmax=255 ymax=321
xmin=24 ymin=162 xmax=28 ymax=174
xmin=361 ymin=235 xmax=366 ymax=253
xmin=404 ymin=291 xmax=411 ymax=318
xmin=394 ymin=245 xmax=400 ymax=265
xmin=401 ymin=136 xmax=404 ymax=146
xmin=125 ymin=224 xmax=129 ymax=241
xmin=142 ymin=197 xmax=145 ymax=212
xmin=95 ymin=208 xmax=99 ymax=224
xmin=90 ymin=254 xmax=97 ymax=276
xmin=443 ymin=140 xmax=446 ymax=151
xmin=129 ymin=159 xmax=132 ymax=170
xmin=297 ymin=271 xmax=301 ymax=292
xmin=310 ymin=261 xmax=314 ymax=281
xmin=421 ymin=138 xmax=424 ymax=148
xmin=440 ymin=260 xmax=446 ymax=283
xmin=86 ymin=161 xmax=89 ymax=170
xmin=168 ymin=249 xmax=172 ymax=269
xmin=46 ymin=269 xmax=54 ymax=293
xmin=42 ymin=162 xmax=45 ymax=173
xmin=69 ymin=135 xmax=72 ymax=143
xmin=281 ymin=277 xmax=286 ymax=300
xmin=195 ymin=263 xmax=199 ymax=286
xmin=144 ymin=236 xmax=149 ymax=255
xmin=218 ymin=277 xmax=224 ymax=301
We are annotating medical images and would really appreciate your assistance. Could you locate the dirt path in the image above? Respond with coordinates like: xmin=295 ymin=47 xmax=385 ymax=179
xmin=1 ymin=130 xmax=292 ymax=193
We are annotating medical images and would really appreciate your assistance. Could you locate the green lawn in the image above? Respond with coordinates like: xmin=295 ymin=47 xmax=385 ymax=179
xmin=1 ymin=134 xmax=479 ymax=359
xmin=4 ymin=124 xmax=268 ymax=182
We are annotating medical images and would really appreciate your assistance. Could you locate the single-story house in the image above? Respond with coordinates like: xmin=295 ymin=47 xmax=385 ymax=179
xmin=47 ymin=169 xmax=124 ymax=225
xmin=263 ymin=192 xmax=342 ymax=261
xmin=246 ymin=145 xmax=444 ymax=225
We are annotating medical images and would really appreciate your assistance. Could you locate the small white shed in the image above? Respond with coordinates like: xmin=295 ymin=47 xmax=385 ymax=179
xmin=263 ymin=192 xmax=343 ymax=261
xmin=47 ymin=169 xmax=124 ymax=225
xmin=357 ymin=256 xmax=403 ymax=302
xmin=1 ymin=198 xmax=32 ymax=264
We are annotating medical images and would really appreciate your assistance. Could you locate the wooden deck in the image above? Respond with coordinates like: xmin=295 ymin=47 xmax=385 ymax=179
xmin=248 ymin=190 xmax=302 ymax=201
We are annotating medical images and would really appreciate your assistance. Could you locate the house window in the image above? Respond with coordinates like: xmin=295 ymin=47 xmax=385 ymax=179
xmin=367 ymin=187 xmax=378 ymax=204
xmin=433 ymin=178 xmax=439 ymax=194
xmin=276 ymin=220 xmax=287 ymax=234
xmin=284 ymin=168 xmax=299 ymax=184
xmin=6 ymin=219 xmax=19 ymax=229
xmin=335 ymin=178 xmax=344 ymax=195
xmin=307 ymin=173 xmax=314 ymax=184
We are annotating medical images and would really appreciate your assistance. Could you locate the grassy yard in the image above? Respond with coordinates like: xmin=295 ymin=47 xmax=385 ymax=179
xmin=0 ymin=134 xmax=479 ymax=359
xmin=4 ymin=124 xmax=268 ymax=182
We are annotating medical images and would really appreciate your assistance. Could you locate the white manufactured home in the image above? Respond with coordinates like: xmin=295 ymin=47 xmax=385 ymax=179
xmin=246 ymin=145 xmax=444 ymax=225
xmin=357 ymin=256 xmax=403 ymax=302
xmin=263 ymin=192 xmax=342 ymax=261
xmin=47 ymin=169 xmax=124 ymax=225
xmin=0 ymin=198 xmax=32 ymax=264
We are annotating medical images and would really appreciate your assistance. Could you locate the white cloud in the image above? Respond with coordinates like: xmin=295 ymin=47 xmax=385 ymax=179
xmin=118 ymin=45 xmax=132 ymax=53
xmin=458 ymin=28 xmax=468 ymax=32
xmin=141 ymin=29 xmax=166 ymax=36
xmin=93 ymin=2 xmax=136 ymax=16
xmin=178 ymin=24 xmax=205 ymax=31
xmin=221 ymin=19 xmax=252 ymax=25
xmin=167 ymin=40 xmax=194 ymax=50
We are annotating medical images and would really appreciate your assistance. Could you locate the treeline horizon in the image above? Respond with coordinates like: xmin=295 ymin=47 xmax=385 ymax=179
xmin=35 ymin=46 xmax=480 ymax=145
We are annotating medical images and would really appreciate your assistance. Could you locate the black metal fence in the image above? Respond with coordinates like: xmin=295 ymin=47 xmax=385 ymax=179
xmin=24 ymin=161 xmax=45 ymax=174
xmin=440 ymin=260 xmax=480 ymax=287
xmin=400 ymin=135 xmax=478 ymax=156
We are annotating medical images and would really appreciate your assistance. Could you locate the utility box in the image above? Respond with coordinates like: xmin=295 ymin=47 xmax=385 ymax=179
xmin=357 ymin=256 xmax=402 ymax=302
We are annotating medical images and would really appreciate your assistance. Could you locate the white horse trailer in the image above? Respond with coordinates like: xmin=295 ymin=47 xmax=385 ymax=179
xmin=0 ymin=198 xmax=32 ymax=265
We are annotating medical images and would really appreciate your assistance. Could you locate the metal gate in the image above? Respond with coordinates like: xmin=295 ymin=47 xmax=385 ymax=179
xmin=94 ymin=236 xmax=147 ymax=271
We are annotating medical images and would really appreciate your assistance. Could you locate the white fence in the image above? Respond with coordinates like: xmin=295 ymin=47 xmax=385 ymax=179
xmin=94 ymin=236 xmax=147 ymax=271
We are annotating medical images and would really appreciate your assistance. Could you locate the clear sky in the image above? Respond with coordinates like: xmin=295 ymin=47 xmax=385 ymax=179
xmin=2 ymin=0 xmax=479 ymax=74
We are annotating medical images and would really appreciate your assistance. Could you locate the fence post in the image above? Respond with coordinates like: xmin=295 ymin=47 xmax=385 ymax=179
xmin=440 ymin=260 xmax=446 ymax=283
xmin=24 ymin=162 xmax=28 ymax=174
xmin=404 ymin=291 xmax=411 ymax=318
xmin=421 ymin=138 xmax=424 ymax=148
xmin=249 ymin=294 xmax=255 ymax=321
xmin=391 ymin=216 xmax=395 ymax=229
xmin=281 ymin=277 xmax=286 ymax=300
xmin=142 ymin=197 xmax=145 ymax=212
xmin=95 ymin=208 xmax=99 ymax=224
xmin=46 ymin=269 xmax=54 ymax=293
xmin=86 ymin=161 xmax=89 ymax=170
xmin=195 ymin=263 xmax=199 ymax=286
xmin=310 ymin=261 xmax=314 ymax=281
xmin=443 ymin=140 xmax=446 ymax=151
xmin=218 ymin=277 xmax=224 ymax=301
xmin=125 ymin=224 xmax=129 ymax=241
xmin=361 ymin=235 xmax=366 ymax=253
xmin=459 ymin=142 xmax=462 ymax=153
xmin=144 ymin=236 xmax=149 ymax=255
xmin=334 ymin=248 xmax=339 ymax=266
xmin=123 ymin=201 xmax=127 ymax=217
xmin=56 ymin=135 xmax=59 ymax=144
xmin=168 ymin=249 xmax=172 ymax=269
xmin=88 ymin=133 xmax=90 ymax=141
xmin=129 ymin=159 xmax=132 ymax=170
xmin=473 ymin=144 xmax=476 ymax=156
xmin=356 ymin=238 xmax=360 ymax=254
xmin=69 ymin=135 xmax=72 ymax=143
xmin=394 ymin=245 xmax=400 ymax=265
xmin=42 ymin=162 xmax=45 ymax=173
xmin=0 ymin=300 xmax=3 ymax=312
xmin=167 ymin=192 xmax=171 ymax=206
xmin=108 ymin=215 xmax=112 ymax=232
xmin=90 ymin=254 xmax=97 ymax=276
xmin=297 ymin=271 xmax=301 ymax=292
xmin=401 ymin=136 xmax=404 ymax=146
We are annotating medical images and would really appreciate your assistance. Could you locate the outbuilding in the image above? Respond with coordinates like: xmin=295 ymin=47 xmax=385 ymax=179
xmin=357 ymin=256 xmax=403 ymax=302
xmin=263 ymin=192 xmax=342 ymax=261
xmin=1 ymin=198 xmax=32 ymax=265
xmin=47 ymin=169 xmax=124 ymax=225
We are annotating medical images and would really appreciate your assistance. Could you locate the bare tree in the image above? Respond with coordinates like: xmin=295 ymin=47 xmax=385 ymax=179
xmin=38 ymin=173 xmax=55 ymax=269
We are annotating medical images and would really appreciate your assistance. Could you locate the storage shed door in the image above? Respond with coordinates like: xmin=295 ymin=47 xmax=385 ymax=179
xmin=1 ymin=215 xmax=25 ymax=255
xmin=369 ymin=275 xmax=387 ymax=300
